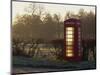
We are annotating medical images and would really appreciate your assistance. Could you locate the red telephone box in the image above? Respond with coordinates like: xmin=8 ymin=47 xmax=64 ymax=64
xmin=64 ymin=18 xmax=82 ymax=61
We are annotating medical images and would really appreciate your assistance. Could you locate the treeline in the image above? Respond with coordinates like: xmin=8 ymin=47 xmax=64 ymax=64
xmin=12 ymin=5 xmax=95 ymax=41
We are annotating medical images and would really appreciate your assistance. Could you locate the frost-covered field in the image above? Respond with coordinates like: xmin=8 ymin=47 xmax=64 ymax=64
xmin=12 ymin=56 xmax=96 ymax=74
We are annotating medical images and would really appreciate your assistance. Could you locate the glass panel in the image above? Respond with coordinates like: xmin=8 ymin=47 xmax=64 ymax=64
xmin=66 ymin=27 xmax=74 ymax=31
xmin=66 ymin=38 xmax=73 ymax=42
xmin=66 ymin=53 xmax=73 ymax=57
xmin=78 ymin=42 xmax=81 ymax=46
xmin=66 ymin=41 xmax=73 ymax=45
xmin=66 ymin=50 xmax=73 ymax=53
xmin=78 ymin=35 xmax=80 ymax=38
xmin=78 ymin=38 xmax=81 ymax=42
xmin=66 ymin=35 xmax=73 ymax=38
xmin=78 ymin=28 xmax=80 ymax=31
xmin=66 ymin=30 xmax=74 ymax=35
xmin=78 ymin=31 xmax=81 ymax=35
xmin=67 ymin=46 xmax=73 ymax=50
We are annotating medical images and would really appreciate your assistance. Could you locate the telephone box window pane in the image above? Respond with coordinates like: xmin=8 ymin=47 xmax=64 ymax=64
xmin=66 ymin=53 xmax=73 ymax=57
xmin=78 ymin=28 xmax=80 ymax=31
xmin=78 ymin=39 xmax=81 ymax=42
xmin=78 ymin=35 xmax=81 ymax=38
xmin=78 ymin=31 xmax=81 ymax=35
xmin=66 ymin=31 xmax=74 ymax=35
xmin=66 ymin=27 xmax=74 ymax=31
xmin=67 ymin=46 xmax=73 ymax=50
xmin=66 ymin=38 xmax=73 ymax=42
xmin=66 ymin=35 xmax=73 ymax=38
xmin=66 ymin=41 xmax=73 ymax=45
xmin=66 ymin=50 xmax=73 ymax=53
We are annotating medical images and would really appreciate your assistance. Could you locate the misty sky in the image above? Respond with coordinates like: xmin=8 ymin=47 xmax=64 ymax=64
xmin=12 ymin=1 xmax=95 ymax=22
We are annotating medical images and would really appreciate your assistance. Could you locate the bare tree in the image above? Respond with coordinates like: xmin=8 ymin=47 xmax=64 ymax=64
xmin=53 ymin=13 xmax=61 ymax=39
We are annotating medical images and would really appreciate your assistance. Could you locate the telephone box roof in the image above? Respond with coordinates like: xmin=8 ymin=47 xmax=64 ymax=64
xmin=64 ymin=18 xmax=80 ymax=25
